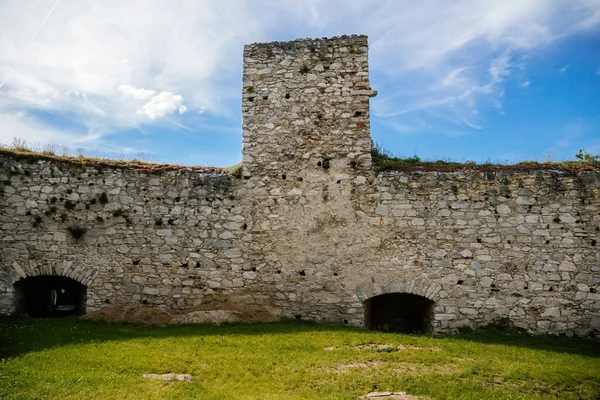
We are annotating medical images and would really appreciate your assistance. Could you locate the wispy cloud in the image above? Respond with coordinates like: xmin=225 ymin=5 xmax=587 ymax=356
xmin=373 ymin=50 xmax=513 ymax=132
xmin=558 ymin=64 xmax=571 ymax=73
xmin=497 ymin=149 xmax=523 ymax=159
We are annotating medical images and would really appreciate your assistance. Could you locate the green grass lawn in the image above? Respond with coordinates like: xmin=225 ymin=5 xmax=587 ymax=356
xmin=0 ymin=318 xmax=599 ymax=399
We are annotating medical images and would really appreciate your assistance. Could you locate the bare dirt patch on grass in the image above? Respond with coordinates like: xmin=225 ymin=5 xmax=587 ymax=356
xmin=172 ymin=301 xmax=279 ymax=324
xmin=327 ymin=361 xmax=382 ymax=373
xmin=82 ymin=302 xmax=279 ymax=325
xmin=326 ymin=360 xmax=460 ymax=376
xmin=324 ymin=343 xmax=440 ymax=352
xmin=82 ymin=304 xmax=172 ymax=325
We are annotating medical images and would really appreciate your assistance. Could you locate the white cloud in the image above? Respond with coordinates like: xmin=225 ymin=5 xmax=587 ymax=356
xmin=118 ymin=84 xmax=186 ymax=120
xmin=520 ymin=81 xmax=531 ymax=88
xmin=118 ymin=85 xmax=157 ymax=100
xmin=0 ymin=111 xmax=138 ymax=155
xmin=488 ymin=51 xmax=512 ymax=85
xmin=0 ymin=0 xmax=267 ymax=138
xmin=0 ymin=0 xmax=599 ymax=146
xmin=138 ymin=92 xmax=184 ymax=120
xmin=0 ymin=112 xmax=81 ymax=145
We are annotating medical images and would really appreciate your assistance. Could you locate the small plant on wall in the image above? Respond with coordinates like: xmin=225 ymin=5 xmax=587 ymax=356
xmin=67 ymin=226 xmax=87 ymax=240
xmin=32 ymin=215 xmax=43 ymax=228
xmin=98 ymin=192 xmax=109 ymax=205
xmin=300 ymin=62 xmax=310 ymax=74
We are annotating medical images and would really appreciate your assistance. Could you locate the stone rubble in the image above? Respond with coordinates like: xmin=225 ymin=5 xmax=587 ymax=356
xmin=142 ymin=373 xmax=193 ymax=383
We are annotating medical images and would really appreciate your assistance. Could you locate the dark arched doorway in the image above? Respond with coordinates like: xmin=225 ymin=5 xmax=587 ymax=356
xmin=14 ymin=276 xmax=86 ymax=317
xmin=364 ymin=293 xmax=434 ymax=334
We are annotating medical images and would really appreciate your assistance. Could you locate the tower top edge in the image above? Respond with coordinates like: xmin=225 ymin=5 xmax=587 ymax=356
xmin=244 ymin=34 xmax=368 ymax=52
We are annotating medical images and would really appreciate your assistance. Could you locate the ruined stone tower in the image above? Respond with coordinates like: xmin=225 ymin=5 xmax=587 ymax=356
xmin=241 ymin=35 xmax=377 ymax=179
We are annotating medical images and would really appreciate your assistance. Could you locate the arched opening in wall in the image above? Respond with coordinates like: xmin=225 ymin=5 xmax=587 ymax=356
xmin=364 ymin=293 xmax=434 ymax=334
xmin=14 ymin=276 xmax=86 ymax=317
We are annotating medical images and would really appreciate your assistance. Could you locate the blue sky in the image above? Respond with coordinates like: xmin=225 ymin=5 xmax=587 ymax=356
xmin=0 ymin=0 xmax=599 ymax=167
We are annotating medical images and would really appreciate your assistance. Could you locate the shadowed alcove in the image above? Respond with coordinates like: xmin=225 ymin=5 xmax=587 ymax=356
xmin=364 ymin=293 xmax=434 ymax=334
xmin=14 ymin=276 xmax=87 ymax=317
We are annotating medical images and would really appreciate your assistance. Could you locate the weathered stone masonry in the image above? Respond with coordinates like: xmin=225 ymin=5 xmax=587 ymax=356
xmin=1 ymin=35 xmax=599 ymax=336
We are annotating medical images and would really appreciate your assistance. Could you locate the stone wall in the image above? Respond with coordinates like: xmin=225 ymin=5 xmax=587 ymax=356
xmin=1 ymin=35 xmax=599 ymax=336
xmin=0 ymin=158 xmax=250 ymax=313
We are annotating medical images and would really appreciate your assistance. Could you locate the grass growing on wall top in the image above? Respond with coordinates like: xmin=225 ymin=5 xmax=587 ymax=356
xmin=0 ymin=137 xmax=226 ymax=173
xmin=371 ymin=145 xmax=600 ymax=173
xmin=1 ymin=317 xmax=599 ymax=400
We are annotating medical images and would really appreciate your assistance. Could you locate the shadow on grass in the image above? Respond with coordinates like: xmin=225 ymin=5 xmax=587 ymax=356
xmin=1 ymin=316 xmax=599 ymax=359
xmin=449 ymin=328 xmax=600 ymax=358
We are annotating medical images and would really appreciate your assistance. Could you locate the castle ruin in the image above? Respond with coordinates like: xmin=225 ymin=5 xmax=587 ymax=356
xmin=1 ymin=35 xmax=599 ymax=336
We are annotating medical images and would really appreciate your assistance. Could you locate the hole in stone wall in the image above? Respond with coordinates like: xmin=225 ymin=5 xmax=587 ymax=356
xmin=133 ymin=260 xmax=140 ymax=265
xmin=281 ymin=174 xmax=286 ymax=180
xmin=263 ymin=95 xmax=268 ymax=100
xmin=457 ymin=280 xmax=464 ymax=285
xmin=248 ymin=97 xmax=255 ymax=102
xmin=285 ymin=93 xmax=290 ymax=99
xmin=477 ymin=238 xmax=482 ymax=243
xmin=364 ymin=293 xmax=434 ymax=334
xmin=294 ymin=314 xmax=302 ymax=320
xmin=299 ymin=270 xmax=306 ymax=276
xmin=343 ymin=319 xmax=348 ymax=324
xmin=297 ymin=177 xmax=303 ymax=182
xmin=592 ymin=239 xmax=597 ymax=247
xmin=242 ymin=223 xmax=248 ymax=230
xmin=354 ymin=110 xmax=362 ymax=117
xmin=322 ymin=159 xmax=330 ymax=169
xmin=14 ymin=276 xmax=86 ymax=317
